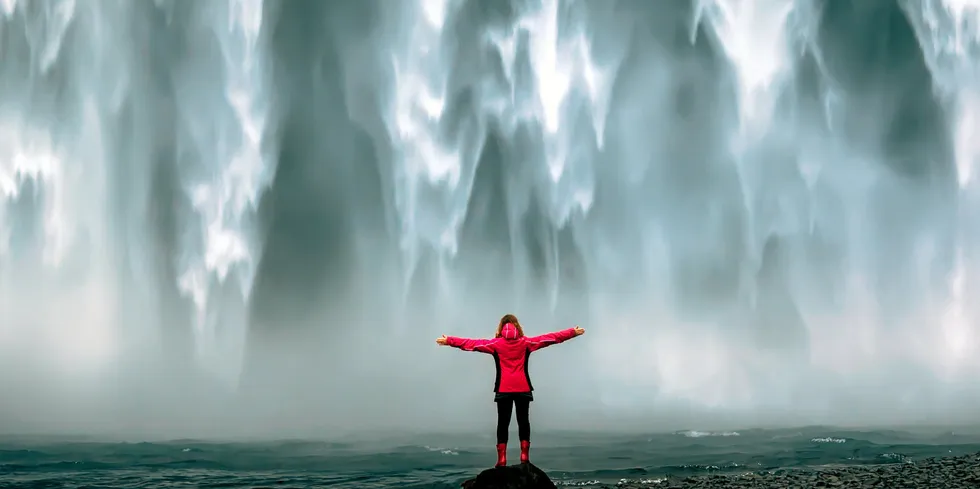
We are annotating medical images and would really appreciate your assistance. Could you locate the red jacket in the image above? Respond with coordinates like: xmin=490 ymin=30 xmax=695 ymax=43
xmin=446 ymin=328 xmax=578 ymax=393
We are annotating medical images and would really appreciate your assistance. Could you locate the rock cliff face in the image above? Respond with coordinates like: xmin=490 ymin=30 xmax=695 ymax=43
xmin=461 ymin=463 xmax=557 ymax=489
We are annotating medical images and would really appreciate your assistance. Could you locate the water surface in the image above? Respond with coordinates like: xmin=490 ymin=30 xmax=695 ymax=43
xmin=4 ymin=427 xmax=980 ymax=488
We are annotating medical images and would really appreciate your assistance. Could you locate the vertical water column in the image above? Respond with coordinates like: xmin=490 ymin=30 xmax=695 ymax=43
xmin=903 ymin=0 xmax=980 ymax=377
xmin=697 ymin=0 xmax=815 ymax=294
xmin=696 ymin=1 xmax=827 ymax=405
xmin=0 ymin=0 xmax=133 ymax=374
xmin=55 ymin=0 xmax=133 ymax=367
xmin=0 ymin=3 xmax=11 ymax=264
xmin=0 ymin=123 xmax=63 ymax=265
xmin=0 ymin=0 xmax=15 ymax=18
xmin=384 ymin=0 xmax=487 ymax=306
xmin=487 ymin=0 xmax=615 ymax=309
xmin=0 ymin=0 xmax=76 ymax=269
xmin=175 ymin=0 xmax=274 ymax=385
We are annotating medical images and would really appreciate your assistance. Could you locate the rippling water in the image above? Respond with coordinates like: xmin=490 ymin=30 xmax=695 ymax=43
xmin=4 ymin=428 xmax=980 ymax=488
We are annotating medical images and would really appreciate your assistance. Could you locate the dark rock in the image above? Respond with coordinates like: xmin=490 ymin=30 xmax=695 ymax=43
xmin=461 ymin=463 xmax=557 ymax=489
xmin=609 ymin=452 xmax=980 ymax=488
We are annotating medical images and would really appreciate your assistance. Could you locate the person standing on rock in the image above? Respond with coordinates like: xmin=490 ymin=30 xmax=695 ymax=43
xmin=436 ymin=314 xmax=585 ymax=467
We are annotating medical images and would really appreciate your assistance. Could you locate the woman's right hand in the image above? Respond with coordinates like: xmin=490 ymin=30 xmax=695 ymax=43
xmin=436 ymin=335 xmax=448 ymax=346
xmin=573 ymin=326 xmax=585 ymax=336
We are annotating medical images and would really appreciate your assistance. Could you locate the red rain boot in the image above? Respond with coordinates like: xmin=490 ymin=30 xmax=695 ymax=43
xmin=495 ymin=443 xmax=507 ymax=467
xmin=520 ymin=440 xmax=530 ymax=464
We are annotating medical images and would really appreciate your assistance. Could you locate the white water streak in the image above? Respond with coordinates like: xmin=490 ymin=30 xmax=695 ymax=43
xmin=0 ymin=122 xmax=63 ymax=264
xmin=697 ymin=0 xmax=814 ymax=302
xmin=176 ymin=0 xmax=273 ymax=382
xmin=0 ymin=0 xmax=76 ymax=266
xmin=0 ymin=0 xmax=17 ymax=18
xmin=386 ymin=0 xmax=479 ymax=299
xmin=700 ymin=0 xmax=809 ymax=144
xmin=0 ymin=0 xmax=129 ymax=373
xmin=907 ymin=0 xmax=980 ymax=187
xmin=387 ymin=0 xmax=616 ymax=279
xmin=903 ymin=0 xmax=980 ymax=376
xmin=501 ymin=0 xmax=613 ymax=225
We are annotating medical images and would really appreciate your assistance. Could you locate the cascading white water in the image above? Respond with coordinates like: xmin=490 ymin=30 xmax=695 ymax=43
xmin=375 ymin=0 xmax=616 ymax=311
xmin=495 ymin=0 xmax=616 ymax=307
xmin=685 ymin=0 xmax=829 ymax=408
xmin=0 ymin=0 xmax=274 ymax=391
xmin=381 ymin=0 xmax=476 ymax=297
xmin=902 ymin=0 xmax=980 ymax=378
xmin=376 ymin=0 xmax=980 ymax=416
xmin=305 ymin=0 xmax=980 ymax=421
xmin=697 ymin=0 xmax=816 ymax=267
xmin=4 ymin=0 xmax=980 ymax=434
xmin=0 ymin=0 xmax=75 ymax=268
xmin=0 ymin=0 xmax=123 ymax=378
xmin=171 ymin=0 xmax=274 ymax=385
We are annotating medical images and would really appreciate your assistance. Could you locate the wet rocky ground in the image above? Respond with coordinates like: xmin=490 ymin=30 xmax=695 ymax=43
xmin=610 ymin=452 xmax=980 ymax=488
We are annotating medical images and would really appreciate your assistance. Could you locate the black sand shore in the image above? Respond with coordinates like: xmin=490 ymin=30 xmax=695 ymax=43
xmin=610 ymin=452 xmax=980 ymax=488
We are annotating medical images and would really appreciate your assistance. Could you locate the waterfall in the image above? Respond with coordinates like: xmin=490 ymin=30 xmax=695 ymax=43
xmin=1 ymin=0 xmax=979 ymax=434
xmin=902 ymin=0 xmax=980 ymax=378
xmin=0 ymin=0 xmax=275 ymax=395
xmin=170 ymin=0 xmax=274 ymax=385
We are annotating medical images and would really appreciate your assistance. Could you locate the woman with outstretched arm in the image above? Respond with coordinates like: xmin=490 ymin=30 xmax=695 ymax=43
xmin=436 ymin=313 xmax=585 ymax=467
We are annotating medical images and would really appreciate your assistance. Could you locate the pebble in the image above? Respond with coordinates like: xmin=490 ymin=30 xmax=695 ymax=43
xmin=608 ymin=452 xmax=980 ymax=489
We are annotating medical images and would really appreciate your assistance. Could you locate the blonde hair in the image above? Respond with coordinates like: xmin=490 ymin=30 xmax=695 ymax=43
xmin=495 ymin=313 xmax=525 ymax=338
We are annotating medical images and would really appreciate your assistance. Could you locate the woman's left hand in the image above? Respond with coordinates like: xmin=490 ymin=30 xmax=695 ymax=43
xmin=435 ymin=335 xmax=448 ymax=346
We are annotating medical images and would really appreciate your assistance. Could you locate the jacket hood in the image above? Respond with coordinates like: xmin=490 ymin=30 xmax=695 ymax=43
xmin=501 ymin=322 xmax=519 ymax=340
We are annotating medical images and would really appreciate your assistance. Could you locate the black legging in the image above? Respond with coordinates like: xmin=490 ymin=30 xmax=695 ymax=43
xmin=496 ymin=398 xmax=530 ymax=444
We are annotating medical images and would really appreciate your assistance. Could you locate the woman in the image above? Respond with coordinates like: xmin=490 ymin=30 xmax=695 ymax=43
xmin=436 ymin=314 xmax=585 ymax=467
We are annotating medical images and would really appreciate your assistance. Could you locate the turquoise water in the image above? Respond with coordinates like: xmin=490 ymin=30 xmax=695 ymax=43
xmin=4 ymin=427 xmax=980 ymax=488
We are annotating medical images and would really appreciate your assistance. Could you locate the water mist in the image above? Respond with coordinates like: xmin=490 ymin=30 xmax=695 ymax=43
xmin=1 ymin=0 xmax=979 ymax=437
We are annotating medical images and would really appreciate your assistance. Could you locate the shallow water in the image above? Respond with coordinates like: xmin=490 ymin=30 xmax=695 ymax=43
xmin=3 ymin=427 xmax=980 ymax=488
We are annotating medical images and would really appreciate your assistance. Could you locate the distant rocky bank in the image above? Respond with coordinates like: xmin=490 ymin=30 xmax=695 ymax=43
xmin=611 ymin=452 xmax=980 ymax=489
